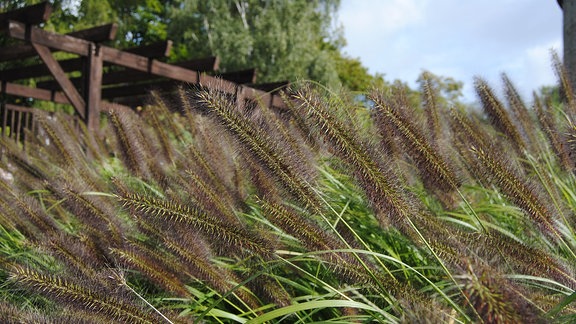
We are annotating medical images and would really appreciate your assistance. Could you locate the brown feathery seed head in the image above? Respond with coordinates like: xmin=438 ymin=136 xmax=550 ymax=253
xmin=551 ymin=50 xmax=576 ymax=114
xmin=111 ymin=242 xmax=191 ymax=298
xmin=197 ymin=86 xmax=324 ymax=214
xmin=502 ymin=73 xmax=539 ymax=151
xmin=533 ymin=93 xmax=575 ymax=172
xmin=8 ymin=265 xmax=161 ymax=323
xmin=117 ymin=191 xmax=275 ymax=257
xmin=371 ymin=90 xmax=462 ymax=194
xmin=34 ymin=112 xmax=82 ymax=169
xmin=419 ymin=72 xmax=444 ymax=144
xmin=47 ymin=233 xmax=105 ymax=280
xmin=469 ymin=145 xmax=561 ymax=240
xmin=295 ymin=86 xmax=419 ymax=230
xmin=107 ymin=107 xmax=152 ymax=179
xmin=474 ymin=77 xmax=527 ymax=155
xmin=461 ymin=260 xmax=540 ymax=323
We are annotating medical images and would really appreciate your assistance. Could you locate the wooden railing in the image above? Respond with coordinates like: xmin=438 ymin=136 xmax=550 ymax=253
xmin=0 ymin=103 xmax=35 ymax=143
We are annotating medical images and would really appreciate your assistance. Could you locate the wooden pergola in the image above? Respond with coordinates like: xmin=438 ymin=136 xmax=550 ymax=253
xmin=0 ymin=2 xmax=288 ymax=139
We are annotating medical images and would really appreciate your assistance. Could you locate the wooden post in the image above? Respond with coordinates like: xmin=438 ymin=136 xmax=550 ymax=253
xmin=84 ymin=43 xmax=103 ymax=132
xmin=563 ymin=0 xmax=576 ymax=95
xmin=0 ymin=81 xmax=5 ymax=138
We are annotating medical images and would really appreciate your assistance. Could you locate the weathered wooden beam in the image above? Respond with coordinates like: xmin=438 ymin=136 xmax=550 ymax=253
xmin=101 ymin=46 xmax=202 ymax=84
xmin=4 ymin=22 xmax=218 ymax=88
xmin=239 ymin=85 xmax=271 ymax=105
xmin=94 ymin=56 xmax=219 ymax=86
xmin=32 ymin=43 xmax=85 ymax=118
xmin=0 ymin=23 xmax=117 ymax=62
xmin=124 ymin=40 xmax=172 ymax=58
xmin=270 ymin=93 xmax=285 ymax=108
xmin=95 ymin=56 xmax=219 ymax=86
xmin=0 ymin=2 xmax=52 ymax=25
xmin=3 ymin=82 xmax=70 ymax=104
xmin=68 ymin=23 xmax=117 ymax=43
xmin=178 ymin=56 xmax=220 ymax=72
xmin=217 ymin=68 xmax=257 ymax=84
xmin=3 ymin=103 xmax=34 ymax=113
xmin=6 ymin=20 xmax=92 ymax=57
xmin=2 ymin=39 xmax=174 ymax=83
xmin=199 ymin=73 xmax=237 ymax=95
xmin=248 ymin=81 xmax=290 ymax=93
xmin=32 ymin=56 xmax=221 ymax=90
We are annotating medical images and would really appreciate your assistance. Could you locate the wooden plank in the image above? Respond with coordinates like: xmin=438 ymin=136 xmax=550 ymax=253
xmin=101 ymin=46 xmax=152 ymax=72
xmin=101 ymin=46 xmax=200 ymax=83
xmin=271 ymin=94 xmax=285 ymax=108
xmin=0 ymin=2 xmax=52 ymax=25
xmin=34 ymin=56 xmax=220 ymax=89
xmin=218 ymin=68 xmax=256 ymax=84
xmin=68 ymin=23 xmax=117 ymax=43
xmin=88 ymin=56 xmax=219 ymax=86
xmin=241 ymin=86 xmax=270 ymax=104
xmin=199 ymin=74 xmax=237 ymax=94
xmin=124 ymin=40 xmax=172 ymax=58
xmin=177 ymin=56 xmax=220 ymax=72
xmin=4 ymin=103 xmax=34 ymax=114
xmin=0 ymin=23 xmax=116 ymax=62
xmin=4 ymin=20 xmax=92 ymax=57
xmin=248 ymin=81 xmax=289 ymax=93
xmin=4 ymin=82 xmax=69 ymax=104
xmin=32 ymin=43 xmax=85 ymax=118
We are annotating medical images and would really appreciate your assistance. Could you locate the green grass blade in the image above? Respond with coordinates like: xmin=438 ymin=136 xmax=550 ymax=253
xmin=245 ymin=300 xmax=386 ymax=324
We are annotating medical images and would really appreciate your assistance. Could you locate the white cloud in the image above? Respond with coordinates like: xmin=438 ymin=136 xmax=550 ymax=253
xmin=339 ymin=0 xmax=563 ymax=102
xmin=340 ymin=0 xmax=426 ymax=36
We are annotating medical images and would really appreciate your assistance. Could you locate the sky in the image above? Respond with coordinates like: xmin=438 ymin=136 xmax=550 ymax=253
xmin=339 ymin=0 xmax=563 ymax=103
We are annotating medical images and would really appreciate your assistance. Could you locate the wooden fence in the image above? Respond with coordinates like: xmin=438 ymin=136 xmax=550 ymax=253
xmin=0 ymin=2 xmax=288 ymax=142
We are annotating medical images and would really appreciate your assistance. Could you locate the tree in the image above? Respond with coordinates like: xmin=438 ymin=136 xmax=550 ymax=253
xmin=331 ymin=51 xmax=387 ymax=92
xmin=168 ymin=0 xmax=343 ymax=87
xmin=416 ymin=70 xmax=463 ymax=105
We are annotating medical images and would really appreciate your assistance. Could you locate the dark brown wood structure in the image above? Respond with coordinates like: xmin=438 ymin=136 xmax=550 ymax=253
xmin=0 ymin=2 xmax=288 ymax=140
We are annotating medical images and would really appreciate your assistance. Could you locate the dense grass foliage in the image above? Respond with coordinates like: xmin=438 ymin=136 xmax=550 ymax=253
xmin=0 ymin=65 xmax=575 ymax=323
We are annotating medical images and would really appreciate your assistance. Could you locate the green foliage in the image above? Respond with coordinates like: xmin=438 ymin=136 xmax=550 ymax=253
xmin=332 ymin=52 xmax=387 ymax=91
xmin=168 ymin=0 xmax=343 ymax=86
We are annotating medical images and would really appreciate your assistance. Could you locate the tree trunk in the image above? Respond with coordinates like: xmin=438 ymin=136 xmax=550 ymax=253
xmin=564 ymin=0 xmax=576 ymax=93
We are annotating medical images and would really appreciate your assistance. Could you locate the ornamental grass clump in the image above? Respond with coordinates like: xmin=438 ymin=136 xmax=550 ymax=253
xmin=0 ymin=56 xmax=575 ymax=322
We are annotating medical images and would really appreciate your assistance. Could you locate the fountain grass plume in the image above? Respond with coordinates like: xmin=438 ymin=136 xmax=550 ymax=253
xmin=502 ymin=73 xmax=539 ymax=152
xmin=108 ymin=107 xmax=151 ymax=179
xmin=474 ymin=77 xmax=527 ymax=156
xmin=420 ymin=71 xmax=444 ymax=144
xmin=8 ymin=265 xmax=164 ymax=323
xmin=295 ymin=85 xmax=417 ymax=231
xmin=449 ymin=108 xmax=567 ymax=246
xmin=195 ymin=84 xmax=323 ymax=214
xmin=117 ymin=191 xmax=275 ymax=257
xmin=371 ymin=89 xmax=461 ymax=202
